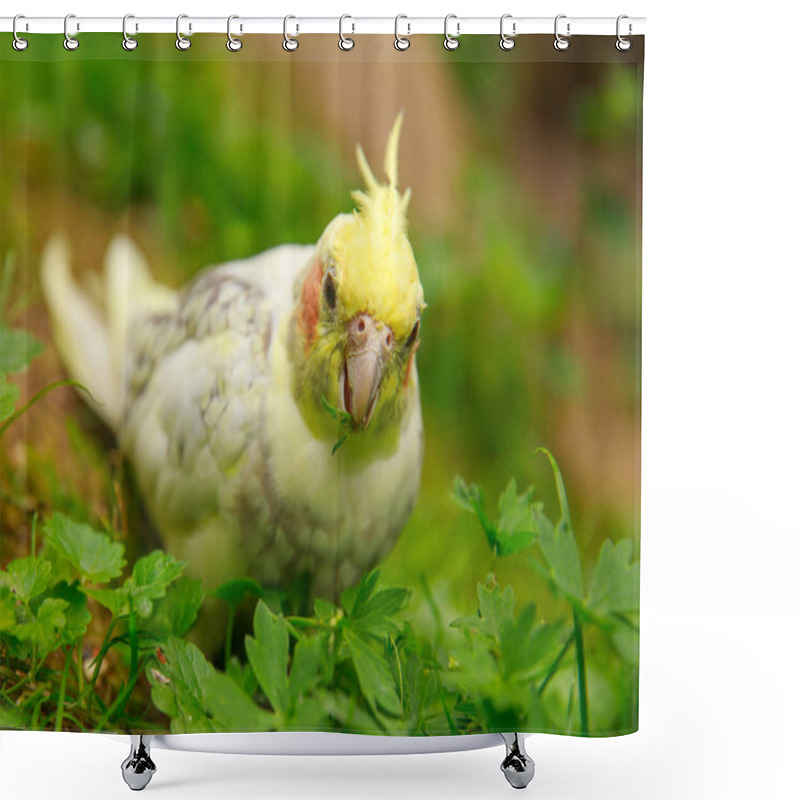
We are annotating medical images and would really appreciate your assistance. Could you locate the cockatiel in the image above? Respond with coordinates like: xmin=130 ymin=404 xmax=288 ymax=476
xmin=42 ymin=114 xmax=425 ymax=604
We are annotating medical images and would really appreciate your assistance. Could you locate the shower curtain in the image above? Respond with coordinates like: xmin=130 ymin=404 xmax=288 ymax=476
xmin=0 ymin=29 xmax=643 ymax=741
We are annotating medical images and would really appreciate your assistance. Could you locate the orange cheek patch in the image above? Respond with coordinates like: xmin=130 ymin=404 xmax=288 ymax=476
xmin=299 ymin=259 xmax=323 ymax=353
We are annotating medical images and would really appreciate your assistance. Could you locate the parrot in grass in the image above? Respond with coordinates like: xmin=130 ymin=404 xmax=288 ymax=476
xmin=41 ymin=114 xmax=425 ymax=608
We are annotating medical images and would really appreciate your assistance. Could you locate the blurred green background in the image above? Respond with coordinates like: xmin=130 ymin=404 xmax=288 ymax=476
xmin=1 ymin=33 xmax=641 ymax=728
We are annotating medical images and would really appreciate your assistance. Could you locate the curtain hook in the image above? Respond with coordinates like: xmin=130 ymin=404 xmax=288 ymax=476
xmin=554 ymin=14 xmax=570 ymax=51
xmin=499 ymin=14 xmax=515 ymax=51
xmin=176 ymin=14 xmax=191 ymax=50
xmin=283 ymin=15 xmax=299 ymax=51
xmin=122 ymin=14 xmax=138 ymax=51
xmin=12 ymin=15 xmax=28 ymax=51
xmin=616 ymin=15 xmax=632 ymax=51
xmin=339 ymin=14 xmax=355 ymax=51
xmin=394 ymin=15 xmax=410 ymax=51
xmin=444 ymin=14 xmax=460 ymax=51
xmin=64 ymin=13 xmax=80 ymax=51
xmin=227 ymin=15 xmax=243 ymax=51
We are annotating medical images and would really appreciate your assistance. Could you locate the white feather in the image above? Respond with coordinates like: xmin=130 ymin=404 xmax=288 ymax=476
xmin=41 ymin=234 xmax=177 ymax=428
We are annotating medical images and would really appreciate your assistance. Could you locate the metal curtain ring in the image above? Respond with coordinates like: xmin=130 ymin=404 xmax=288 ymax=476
xmin=499 ymin=14 xmax=515 ymax=51
xmin=64 ymin=13 xmax=79 ymax=51
xmin=175 ymin=14 xmax=191 ymax=50
xmin=122 ymin=14 xmax=138 ymax=51
xmin=339 ymin=15 xmax=355 ymax=51
xmin=616 ymin=14 xmax=632 ymax=51
xmin=12 ymin=14 xmax=28 ymax=51
xmin=554 ymin=14 xmax=570 ymax=51
xmin=444 ymin=14 xmax=460 ymax=51
xmin=227 ymin=15 xmax=243 ymax=51
xmin=283 ymin=15 xmax=299 ymax=51
xmin=394 ymin=15 xmax=410 ymax=51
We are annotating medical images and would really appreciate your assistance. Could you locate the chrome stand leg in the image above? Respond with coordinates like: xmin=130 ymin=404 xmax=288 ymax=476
xmin=500 ymin=733 xmax=535 ymax=789
xmin=121 ymin=735 xmax=156 ymax=791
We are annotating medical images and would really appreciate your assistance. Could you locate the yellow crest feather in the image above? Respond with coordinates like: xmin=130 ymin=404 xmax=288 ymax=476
xmin=318 ymin=112 xmax=423 ymax=340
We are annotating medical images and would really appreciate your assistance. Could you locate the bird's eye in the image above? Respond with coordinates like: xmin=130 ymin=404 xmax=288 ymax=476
xmin=405 ymin=319 xmax=420 ymax=348
xmin=323 ymin=273 xmax=336 ymax=310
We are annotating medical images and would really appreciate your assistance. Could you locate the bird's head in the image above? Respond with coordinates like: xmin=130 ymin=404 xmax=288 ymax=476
xmin=293 ymin=114 xmax=424 ymax=449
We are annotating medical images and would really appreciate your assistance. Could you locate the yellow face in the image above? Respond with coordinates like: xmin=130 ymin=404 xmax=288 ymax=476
xmin=320 ymin=213 xmax=423 ymax=345
xmin=292 ymin=114 xmax=424 ymax=447
xmin=295 ymin=214 xmax=423 ymax=442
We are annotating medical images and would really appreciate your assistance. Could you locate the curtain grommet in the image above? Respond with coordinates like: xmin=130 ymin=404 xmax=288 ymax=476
xmin=616 ymin=15 xmax=632 ymax=51
xmin=176 ymin=14 xmax=191 ymax=50
xmin=64 ymin=13 xmax=80 ymax=51
xmin=394 ymin=15 xmax=411 ymax=51
xmin=339 ymin=14 xmax=355 ymax=51
xmin=499 ymin=14 xmax=515 ymax=51
xmin=283 ymin=15 xmax=299 ymax=51
xmin=122 ymin=14 xmax=138 ymax=51
xmin=227 ymin=15 xmax=243 ymax=52
xmin=12 ymin=15 xmax=28 ymax=51
xmin=444 ymin=14 xmax=460 ymax=51
xmin=554 ymin=14 xmax=570 ymax=51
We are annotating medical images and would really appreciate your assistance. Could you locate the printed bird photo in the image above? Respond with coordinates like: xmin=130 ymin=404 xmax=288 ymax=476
xmin=1 ymin=34 xmax=642 ymax=738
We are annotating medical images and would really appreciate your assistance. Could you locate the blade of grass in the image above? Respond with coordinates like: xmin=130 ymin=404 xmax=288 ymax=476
xmin=0 ymin=379 xmax=96 ymax=436
xmin=224 ymin=605 xmax=234 ymax=672
xmin=538 ymin=630 xmax=576 ymax=695
xmin=54 ymin=646 xmax=71 ymax=732
xmin=573 ymin=608 xmax=589 ymax=735
xmin=536 ymin=447 xmax=572 ymax=529
xmin=86 ymin=613 xmax=119 ymax=717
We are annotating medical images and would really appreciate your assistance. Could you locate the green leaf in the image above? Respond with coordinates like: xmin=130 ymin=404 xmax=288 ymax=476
xmin=587 ymin=539 xmax=640 ymax=619
xmin=203 ymin=670 xmax=275 ymax=732
xmin=321 ymin=394 xmax=353 ymax=427
xmin=143 ymin=577 xmax=205 ymax=638
xmin=342 ymin=569 xmax=380 ymax=617
xmin=494 ymin=478 xmax=536 ymax=556
xmin=322 ymin=689 xmax=385 ymax=733
xmin=454 ymin=476 xmax=536 ymax=558
xmin=288 ymin=634 xmax=323 ymax=700
xmin=500 ymin=613 xmax=567 ymax=680
xmin=14 ymin=598 xmax=68 ymax=647
xmin=0 ymin=375 xmax=19 ymax=422
xmin=532 ymin=512 xmax=584 ymax=603
xmin=214 ymin=577 xmax=267 ymax=609
xmin=314 ymin=597 xmax=337 ymax=620
xmin=452 ymin=476 xmax=496 ymax=550
xmin=47 ymin=581 xmax=91 ymax=640
xmin=0 ymin=325 xmax=44 ymax=374
xmin=477 ymin=577 xmax=515 ymax=641
xmin=127 ymin=550 xmax=187 ymax=618
xmin=0 ymin=556 xmax=53 ymax=601
xmin=88 ymin=550 xmax=186 ymax=618
xmin=149 ymin=637 xmax=272 ymax=734
xmin=85 ymin=586 xmax=126 ymax=616
xmin=321 ymin=395 xmax=354 ymax=455
xmin=344 ymin=629 xmax=402 ymax=717
xmin=225 ymin=656 xmax=258 ymax=698
xmin=350 ymin=587 xmax=410 ymax=639
xmin=245 ymin=601 xmax=290 ymax=716
xmin=0 ymin=586 xmax=20 ymax=632
xmin=148 ymin=637 xmax=217 ymax=733
xmin=165 ymin=577 xmax=205 ymax=637
xmin=0 ymin=699 xmax=26 ymax=730
xmin=44 ymin=514 xmax=126 ymax=584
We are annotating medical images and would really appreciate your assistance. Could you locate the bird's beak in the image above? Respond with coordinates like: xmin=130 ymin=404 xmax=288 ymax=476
xmin=340 ymin=313 xmax=393 ymax=429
